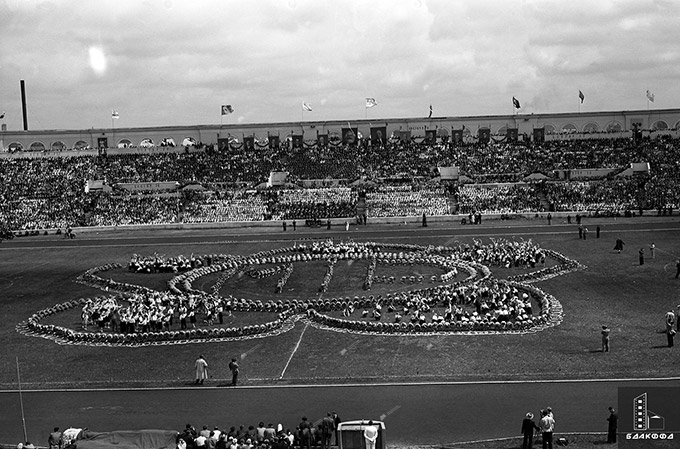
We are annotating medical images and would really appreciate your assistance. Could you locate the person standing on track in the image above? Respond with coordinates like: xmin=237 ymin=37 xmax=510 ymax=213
xmin=48 ymin=427 xmax=62 ymax=449
xmin=521 ymin=412 xmax=539 ymax=449
xmin=539 ymin=409 xmax=555 ymax=449
xmin=607 ymin=406 xmax=618 ymax=443
xmin=363 ymin=421 xmax=378 ymax=449
xmin=321 ymin=413 xmax=335 ymax=449
xmin=228 ymin=357 xmax=239 ymax=386
xmin=195 ymin=355 xmax=208 ymax=385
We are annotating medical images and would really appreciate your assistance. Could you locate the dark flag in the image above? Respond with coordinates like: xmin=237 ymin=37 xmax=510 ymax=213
xmin=428 ymin=104 xmax=433 ymax=118
xmin=579 ymin=90 xmax=585 ymax=103
xmin=512 ymin=97 xmax=521 ymax=109
xmin=221 ymin=105 xmax=234 ymax=115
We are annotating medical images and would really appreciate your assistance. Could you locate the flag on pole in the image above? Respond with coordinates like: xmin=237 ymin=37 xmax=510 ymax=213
xmin=512 ymin=97 xmax=521 ymax=109
xmin=112 ymin=110 xmax=119 ymax=119
xmin=646 ymin=90 xmax=655 ymax=102
xmin=0 ymin=111 xmax=5 ymax=119
xmin=221 ymin=105 xmax=234 ymax=115
xmin=578 ymin=90 xmax=585 ymax=103
xmin=365 ymin=97 xmax=377 ymax=108
xmin=428 ymin=104 xmax=433 ymax=118
xmin=302 ymin=102 xmax=313 ymax=112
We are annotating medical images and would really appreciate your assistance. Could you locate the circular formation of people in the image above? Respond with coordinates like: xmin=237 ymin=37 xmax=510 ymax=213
xmin=17 ymin=238 xmax=584 ymax=347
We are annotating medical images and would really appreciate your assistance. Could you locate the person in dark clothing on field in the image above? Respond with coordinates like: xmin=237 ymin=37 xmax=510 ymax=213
xmin=521 ymin=412 xmax=539 ymax=449
xmin=607 ymin=407 xmax=618 ymax=443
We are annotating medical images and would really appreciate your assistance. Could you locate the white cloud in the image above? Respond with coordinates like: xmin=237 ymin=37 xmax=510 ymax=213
xmin=0 ymin=0 xmax=679 ymax=129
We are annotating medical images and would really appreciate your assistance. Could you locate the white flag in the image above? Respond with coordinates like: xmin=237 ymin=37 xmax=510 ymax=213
xmin=365 ymin=97 xmax=377 ymax=108
xmin=646 ymin=90 xmax=655 ymax=102
xmin=112 ymin=110 xmax=119 ymax=119
xmin=302 ymin=102 xmax=313 ymax=112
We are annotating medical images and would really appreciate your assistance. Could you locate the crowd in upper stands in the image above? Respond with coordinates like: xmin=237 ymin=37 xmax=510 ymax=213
xmin=2 ymin=135 xmax=680 ymax=231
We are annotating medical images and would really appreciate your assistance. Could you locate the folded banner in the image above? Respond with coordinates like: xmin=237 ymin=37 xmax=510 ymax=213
xmin=437 ymin=166 xmax=459 ymax=180
xmin=76 ymin=429 xmax=178 ymax=449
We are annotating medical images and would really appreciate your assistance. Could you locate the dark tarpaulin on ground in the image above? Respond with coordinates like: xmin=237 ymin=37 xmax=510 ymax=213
xmin=76 ymin=430 xmax=177 ymax=449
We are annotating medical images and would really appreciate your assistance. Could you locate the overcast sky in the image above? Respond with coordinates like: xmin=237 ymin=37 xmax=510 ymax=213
xmin=1 ymin=0 xmax=679 ymax=130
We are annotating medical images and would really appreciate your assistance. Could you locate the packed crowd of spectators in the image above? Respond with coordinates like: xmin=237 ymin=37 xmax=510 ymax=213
xmin=3 ymin=136 xmax=680 ymax=230
xmin=271 ymin=188 xmax=356 ymax=220
xmin=456 ymin=185 xmax=542 ymax=215
xmin=365 ymin=185 xmax=450 ymax=218
xmin=183 ymin=191 xmax=269 ymax=223
xmin=175 ymin=414 xmax=342 ymax=449
xmin=543 ymin=179 xmax=641 ymax=213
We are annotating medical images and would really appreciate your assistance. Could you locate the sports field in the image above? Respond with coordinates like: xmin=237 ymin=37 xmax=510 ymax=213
xmin=1 ymin=216 xmax=679 ymax=390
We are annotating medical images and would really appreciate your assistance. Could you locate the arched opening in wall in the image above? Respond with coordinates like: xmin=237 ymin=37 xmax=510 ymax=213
xmin=561 ymin=124 xmax=577 ymax=133
xmin=583 ymin=123 xmax=599 ymax=133
xmin=159 ymin=137 xmax=176 ymax=147
xmin=74 ymin=140 xmax=89 ymax=150
xmin=139 ymin=138 xmax=154 ymax=148
xmin=51 ymin=141 xmax=67 ymax=151
xmin=606 ymin=121 xmax=623 ymax=132
xmin=674 ymin=120 xmax=680 ymax=130
xmin=8 ymin=142 xmax=23 ymax=152
xmin=29 ymin=141 xmax=46 ymax=151
xmin=182 ymin=137 xmax=197 ymax=147
xmin=436 ymin=128 xmax=449 ymax=138
xmin=544 ymin=124 xmax=556 ymax=134
xmin=117 ymin=139 xmax=133 ymax=148
xmin=651 ymin=120 xmax=668 ymax=131
xmin=497 ymin=125 xmax=508 ymax=135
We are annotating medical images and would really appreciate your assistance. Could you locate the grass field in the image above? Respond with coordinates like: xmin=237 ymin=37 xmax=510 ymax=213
xmin=1 ymin=218 xmax=680 ymax=389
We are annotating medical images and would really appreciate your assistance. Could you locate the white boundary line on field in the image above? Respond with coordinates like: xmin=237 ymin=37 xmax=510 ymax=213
xmin=279 ymin=322 xmax=309 ymax=379
xmin=1 ymin=376 xmax=678 ymax=393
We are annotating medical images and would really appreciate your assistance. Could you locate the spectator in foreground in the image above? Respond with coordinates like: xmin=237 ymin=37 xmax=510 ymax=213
xmin=521 ymin=412 xmax=539 ymax=449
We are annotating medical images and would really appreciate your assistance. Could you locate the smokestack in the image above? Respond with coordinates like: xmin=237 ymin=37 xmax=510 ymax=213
xmin=20 ymin=79 xmax=28 ymax=131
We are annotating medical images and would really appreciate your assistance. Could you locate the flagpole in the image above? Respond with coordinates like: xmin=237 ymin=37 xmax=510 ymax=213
xmin=16 ymin=356 xmax=28 ymax=443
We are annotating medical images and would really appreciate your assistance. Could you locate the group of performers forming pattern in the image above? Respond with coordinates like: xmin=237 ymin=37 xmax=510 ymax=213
xmin=80 ymin=238 xmax=548 ymax=333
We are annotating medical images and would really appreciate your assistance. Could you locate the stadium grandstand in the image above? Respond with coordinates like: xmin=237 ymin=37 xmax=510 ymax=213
xmin=1 ymin=108 xmax=680 ymax=234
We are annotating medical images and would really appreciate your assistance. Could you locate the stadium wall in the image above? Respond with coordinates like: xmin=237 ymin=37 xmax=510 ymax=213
xmin=2 ymin=108 xmax=680 ymax=152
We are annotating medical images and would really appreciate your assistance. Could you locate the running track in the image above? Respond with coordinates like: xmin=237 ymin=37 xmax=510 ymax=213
xmin=1 ymin=379 xmax=679 ymax=446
